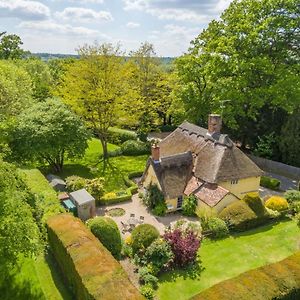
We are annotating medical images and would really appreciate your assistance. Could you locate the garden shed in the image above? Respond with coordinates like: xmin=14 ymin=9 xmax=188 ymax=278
xmin=69 ymin=189 xmax=95 ymax=221
xmin=46 ymin=174 xmax=66 ymax=191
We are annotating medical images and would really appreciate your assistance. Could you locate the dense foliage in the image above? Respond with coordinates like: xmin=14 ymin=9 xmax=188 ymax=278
xmin=284 ymin=190 xmax=300 ymax=203
xmin=182 ymin=194 xmax=198 ymax=216
xmin=219 ymin=193 xmax=269 ymax=231
xmin=121 ymin=140 xmax=149 ymax=156
xmin=0 ymin=159 xmax=40 ymax=273
xmin=87 ymin=216 xmax=122 ymax=258
xmin=143 ymin=238 xmax=174 ymax=271
xmin=207 ymin=217 xmax=229 ymax=239
xmin=10 ymin=98 xmax=89 ymax=172
xmin=265 ymin=196 xmax=289 ymax=212
xmin=131 ymin=224 xmax=160 ymax=254
xmin=143 ymin=184 xmax=165 ymax=213
xmin=175 ymin=0 xmax=299 ymax=164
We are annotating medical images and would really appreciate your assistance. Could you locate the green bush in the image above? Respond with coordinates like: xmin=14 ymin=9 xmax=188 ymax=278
xmin=47 ymin=214 xmax=143 ymax=300
xmin=219 ymin=194 xmax=269 ymax=231
xmin=290 ymin=201 xmax=300 ymax=214
xmin=121 ymin=140 xmax=149 ymax=156
xmin=207 ymin=217 xmax=229 ymax=238
xmin=196 ymin=206 xmax=217 ymax=230
xmin=191 ymin=252 xmax=300 ymax=300
xmin=131 ymin=224 xmax=160 ymax=254
xmin=87 ymin=217 xmax=122 ymax=258
xmin=138 ymin=267 xmax=158 ymax=288
xmin=65 ymin=175 xmax=86 ymax=192
xmin=265 ymin=196 xmax=289 ymax=212
xmin=284 ymin=189 xmax=300 ymax=203
xmin=85 ymin=177 xmax=104 ymax=200
xmin=152 ymin=202 xmax=167 ymax=216
xmin=182 ymin=195 xmax=197 ymax=216
xmin=260 ymin=176 xmax=281 ymax=190
xmin=108 ymin=127 xmax=137 ymax=145
xmin=143 ymin=238 xmax=174 ymax=271
xmin=140 ymin=284 xmax=154 ymax=300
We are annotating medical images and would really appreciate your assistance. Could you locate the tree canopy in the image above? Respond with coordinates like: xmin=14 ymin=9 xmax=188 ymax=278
xmin=175 ymin=0 xmax=300 ymax=149
xmin=10 ymin=98 xmax=89 ymax=172
xmin=0 ymin=32 xmax=27 ymax=59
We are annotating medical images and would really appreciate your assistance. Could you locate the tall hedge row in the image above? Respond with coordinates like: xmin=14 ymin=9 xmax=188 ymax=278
xmin=191 ymin=252 xmax=300 ymax=300
xmin=47 ymin=214 xmax=143 ymax=300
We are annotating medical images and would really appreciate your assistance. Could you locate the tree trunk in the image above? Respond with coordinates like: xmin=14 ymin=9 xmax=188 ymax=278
xmin=100 ymin=137 xmax=108 ymax=160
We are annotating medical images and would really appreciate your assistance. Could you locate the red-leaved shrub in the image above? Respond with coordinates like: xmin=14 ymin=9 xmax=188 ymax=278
xmin=164 ymin=229 xmax=201 ymax=267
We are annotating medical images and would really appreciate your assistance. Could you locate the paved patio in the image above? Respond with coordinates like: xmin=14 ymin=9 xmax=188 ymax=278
xmin=96 ymin=193 xmax=198 ymax=235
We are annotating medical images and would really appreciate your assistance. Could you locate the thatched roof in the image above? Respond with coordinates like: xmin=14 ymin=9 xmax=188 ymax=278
xmin=159 ymin=121 xmax=263 ymax=183
xmin=143 ymin=151 xmax=193 ymax=199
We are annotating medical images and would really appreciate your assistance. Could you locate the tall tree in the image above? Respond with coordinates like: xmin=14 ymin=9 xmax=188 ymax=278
xmin=0 ymin=32 xmax=27 ymax=59
xmin=57 ymin=43 xmax=134 ymax=159
xmin=176 ymin=0 xmax=300 ymax=147
xmin=279 ymin=108 xmax=300 ymax=167
xmin=10 ymin=98 xmax=89 ymax=172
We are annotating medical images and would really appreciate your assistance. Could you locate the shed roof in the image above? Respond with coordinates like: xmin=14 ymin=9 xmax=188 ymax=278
xmin=69 ymin=189 xmax=95 ymax=206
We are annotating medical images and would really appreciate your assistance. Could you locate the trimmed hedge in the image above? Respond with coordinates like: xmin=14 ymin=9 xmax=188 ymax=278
xmin=191 ymin=252 xmax=300 ymax=300
xmin=260 ymin=176 xmax=281 ymax=190
xmin=108 ymin=127 xmax=137 ymax=145
xmin=47 ymin=214 xmax=143 ymax=300
xmin=121 ymin=140 xmax=150 ymax=156
xmin=99 ymin=172 xmax=143 ymax=205
xmin=19 ymin=169 xmax=64 ymax=227
xmin=87 ymin=217 xmax=122 ymax=258
xmin=219 ymin=193 xmax=269 ymax=231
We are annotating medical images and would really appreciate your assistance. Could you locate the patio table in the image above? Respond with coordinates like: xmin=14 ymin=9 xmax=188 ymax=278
xmin=127 ymin=217 xmax=139 ymax=227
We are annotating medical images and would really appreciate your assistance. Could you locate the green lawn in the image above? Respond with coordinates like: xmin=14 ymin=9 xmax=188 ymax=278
xmin=0 ymin=254 xmax=72 ymax=300
xmin=60 ymin=138 xmax=148 ymax=192
xmin=157 ymin=220 xmax=300 ymax=300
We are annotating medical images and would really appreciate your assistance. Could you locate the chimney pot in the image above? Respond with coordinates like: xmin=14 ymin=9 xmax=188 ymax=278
xmin=208 ymin=114 xmax=222 ymax=134
xmin=151 ymin=144 xmax=160 ymax=162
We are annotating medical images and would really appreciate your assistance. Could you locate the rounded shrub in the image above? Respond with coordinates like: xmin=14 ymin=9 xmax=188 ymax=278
xmin=265 ymin=196 xmax=289 ymax=212
xmin=121 ymin=140 xmax=149 ymax=156
xmin=131 ymin=224 xmax=160 ymax=254
xmin=284 ymin=189 xmax=300 ymax=204
xmin=207 ymin=217 xmax=229 ymax=239
xmin=140 ymin=284 xmax=154 ymax=300
xmin=87 ymin=217 xmax=121 ymax=258
xmin=260 ymin=176 xmax=280 ymax=190
xmin=65 ymin=175 xmax=86 ymax=192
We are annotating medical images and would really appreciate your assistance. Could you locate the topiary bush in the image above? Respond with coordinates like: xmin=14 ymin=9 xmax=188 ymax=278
xmin=87 ymin=216 xmax=122 ymax=258
xmin=219 ymin=194 xmax=269 ymax=231
xmin=108 ymin=127 xmax=137 ymax=145
xmin=182 ymin=194 xmax=198 ymax=216
xmin=121 ymin=140 xmax=149 ymax=156
xmin=131 ymin=224 xmax=160 ymax=254
xmin=207 ymin=217 xmax=229 ymax=239
xmin=265 ymin=196 xmax=289 ymax=212
xmin=260 ymin=176 xmax=281 ymax=190
xmin=284 ymin=189 xmax=300 ymax=203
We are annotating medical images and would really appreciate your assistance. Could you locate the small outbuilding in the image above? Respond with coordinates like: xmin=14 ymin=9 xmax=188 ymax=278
xmin=69 ymin=189 xmax=96 ymax=221
xmin=46 ymin=174 xmax=66 ymax=192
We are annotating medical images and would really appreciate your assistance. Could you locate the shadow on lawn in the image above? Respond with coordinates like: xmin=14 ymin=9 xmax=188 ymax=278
xmin=159 ymin=261 xmax=204 ymax=283
xmin=0 ymin=266 xmax=44 ymax=300
xmin=231 ymin=217 xmax=292 ymax=239
xmin=45 ymin=252 xmax=74 ymax=300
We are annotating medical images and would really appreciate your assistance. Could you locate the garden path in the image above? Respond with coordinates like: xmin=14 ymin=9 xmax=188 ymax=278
xmin=96 ymin=193 xmax=198 ymax=235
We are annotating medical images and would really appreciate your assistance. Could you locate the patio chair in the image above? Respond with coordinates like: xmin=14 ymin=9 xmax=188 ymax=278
xmin=139 ymin=216 xmax=145 ymax=224
xmin=121 ymin=221 xmax=130 ymax=233
xmin=130 ymin=213 xmax=135 ymax=218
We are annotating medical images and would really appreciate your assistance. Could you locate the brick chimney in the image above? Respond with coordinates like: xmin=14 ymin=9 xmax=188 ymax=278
xmin=151 ymin=143 xmax=160 ymax=162
xmin=208 ymin=114 xmax=222 ymax=135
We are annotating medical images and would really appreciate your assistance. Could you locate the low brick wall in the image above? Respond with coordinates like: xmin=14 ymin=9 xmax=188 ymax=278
xmin=248 ymin=154 xmax=300 ymax=180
